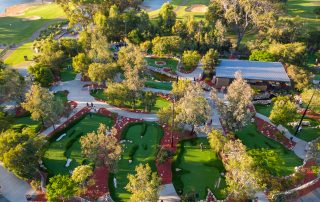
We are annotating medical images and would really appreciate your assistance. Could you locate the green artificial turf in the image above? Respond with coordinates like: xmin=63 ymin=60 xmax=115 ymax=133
xmin=11 ymin=116 xmax=41 ymax=132
xmin=172 ymin=138 xmax=227 ymax=200
xmin=287 ymin=114 xmax=320 ymax=142
xmin=4 ymin=42 xmax=35 ymax=66
xmin=0 ymin=4 xmax=65 ymax=45
xmin=43 ymin=114 xmax=114 ymax=176
xmin=254 ymin=104 xmax=273 ymax=117
xmin=145 ymin=80 xmax=173 ymax=90
xmin=236 ymin=124 xmax=303 ymax=176
xmin=60 ymin=68 xmax=77 ymax=81
xmin=91 ymin=89 xmax=171 ymax=112
xmin=109 ymin=122 xmax=163 ymax=201
xmin=145 ymin=57 xmax=179 ymax=71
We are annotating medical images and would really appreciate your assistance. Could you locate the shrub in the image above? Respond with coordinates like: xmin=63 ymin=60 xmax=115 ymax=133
xmin=63 ymin=132 xmax=83 ymax=157
xmin=249 ymin=50 xmax=275 ymax=62
xmin=67 ymin=130 xmax=76 ymax=137
xmin=157 ymin=147 xmax=173 ymax=164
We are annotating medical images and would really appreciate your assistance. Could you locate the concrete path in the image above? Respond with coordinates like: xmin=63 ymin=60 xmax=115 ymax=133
xmin=0 ymin=164 xmax=34 ymax=202
xmin=255 ymin=192 xmax=269 ymax=202
xmin=256 ymin=113 xmax=308 ymax=159
xmin=176 ymin=66 xmax=204 ymax=81
xmin=158 ymin=183 xmax=180 ymax=202
xmin=143 ymin=87 xmax=170 ymax=95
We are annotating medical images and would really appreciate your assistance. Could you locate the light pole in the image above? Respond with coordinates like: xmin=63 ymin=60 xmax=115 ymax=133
xmin=124 ymin=20 xmax=127 ymax=37
xmin=171 ymin=96 xmax=176 ymax=148
xmin=294 ymin=90 xmax=315 ymax=135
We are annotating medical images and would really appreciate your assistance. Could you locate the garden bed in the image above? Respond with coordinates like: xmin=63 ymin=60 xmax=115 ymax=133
xmin=145 ymin=57 xmax=179 ymax=71
xmin=43 ymin=113 xmax=114 ymax=176
xmin=172 ymin=138 xmax=227 ymax=200
xmin=109 ymin=122 xmax=163 ymax=201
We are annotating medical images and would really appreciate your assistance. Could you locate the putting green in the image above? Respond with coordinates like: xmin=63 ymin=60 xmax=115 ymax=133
xmin=109 ymin=122 xmax=163 ymax=201
xmin=43 ymin=114 xmax=114 ymax=176
xmin=172 ymin=138 xmax=227 ymax=200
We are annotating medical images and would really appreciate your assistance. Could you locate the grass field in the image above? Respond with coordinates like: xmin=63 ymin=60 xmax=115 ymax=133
xmin=145 ymin=80 xmax=173 ymax=90
xmin=43 ymin=114 xmax=114 ymax=176
xmin=109 ymin=122 xmax=163 ymax=201
xmin=4 ymin=42 xmax=35 ymax=66
xmin=145 ymin=57 xmax=179 ymax=71
xmin=91 ymin=89 xmax=171 ymax=112
xmin=0 ymin=3 xmax=65 ymax=45
xmin=60 ymin=68 xmax=77 ymax=81
xmin=286 ymin=0 xmax=320 ymax=31
xmin=172 ymin=138 xmax=227 ymax=200
xmin=236 ymin=124 xmax=302 ymax=176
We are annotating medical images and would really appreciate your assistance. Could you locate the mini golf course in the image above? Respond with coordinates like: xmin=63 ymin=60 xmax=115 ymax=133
xmin=43 ymin=113 xmax=114 ymax=176
xmin=145 ymin=57 xmax=179 ymax=71
xmin=91 ymin=89 xmax=171 ymax=112
xmin=236 ymin=124 xmax=303 ymax=176
xmin=172 ymin=138 xmax=227 ymax=200
xmin=109 ymin=122 xmax=163 ymax=201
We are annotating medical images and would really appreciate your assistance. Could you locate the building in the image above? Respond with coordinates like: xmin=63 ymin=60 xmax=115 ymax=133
xmin=214 ymin=59 xmax=291 ymax=90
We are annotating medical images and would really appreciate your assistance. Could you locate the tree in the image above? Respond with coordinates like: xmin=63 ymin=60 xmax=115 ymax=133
xmin=104 ymin=82 xmax=128 ymax=106
xmin=152 ymin=36 xmax=182 ymax=57
xmin=157 ymin=104 xmax=175 ymax=126
xmin=158 ymin=3 xmax=176 ymax=35
xmin=301 ymin=88 xmax=320 ymax=113
xmin=88 ymin=63 xmax=118 ymax=85
xmin=60 ymin=38 xmax=80 ymax=57
xmin=0 ymin=68 xmax=26 ymax=103
xmin=207 ymin=129 xmax=228 ymax=153
xmin=0 ymin=60 xmax=6 ymax=69
xmin=182 ymin=50 xmax=201 ymax=69
xmin=72 ymin=53 xmax=90 ymax=76
xmin=249 ymin=50 xmax=275 ymax=62
xmin=71 ymin=165 xmax=93 ymax=191
xmin=269 ymin=96 xmax=297 ymax=126
xmin=35 ymin=38 xmax=65 ymax=70
xmin=0 ymin=131 xmax=45 ymax=180
xmin=80 ymin=124 xmax=121 ymax=172
xmin=268 ymin=42 xmax=306 ymax=66
xmin=171 ymin=79 xmax=191 ymax=100
xmin=208 ymin=0 xmax=278 ymax=49
xmin=88 ymin=30 xmax=112 ymax=63
xmin=22 ymin=84 xmax=63 ymax=127
xmin=223 ymin=140 xmax=264 ymax=200
xmin=176 ymin=83 xmax=211 ymax=133
xmin=125 ymin=163 xmax=161 ymax=202
xmin=201 ymin=49 xmax=219 ymax=73
xmin=286 ymin=65 xmax=310 ymax=91
xmin=28 ymin=64 xmax=54 ymax=87
xmin=212 ymin=72 xmax=253 ymax=132
xmin=46 ymin=175 xmax=78 ymax=202
xmin=0 ymin=107 xmax=13 ymax=132
xmin=141 ymin=92 xmax=156 ymax=112
xmin=118 ymin=40 xmax=146 ymax=73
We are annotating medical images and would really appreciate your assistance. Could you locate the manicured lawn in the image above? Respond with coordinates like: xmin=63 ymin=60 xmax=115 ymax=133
xmin=60 ymin=68 xmax=77 ymax=81
xmin=109 ymin=122 xmax=163 ymax=201
xmin=172 ymin=138 xmax=227 ymax=200
xmin=145 ymin=57 xmax=179 ymax=71
xmin=254 ymin=104 xmax=273 ymax=117
xmin=43 ymin=114 xmax=114 ymax=176
xmin=171 ymin=0 xmax=210 ymax=6
xmin=0 ymin=4 xmax=65 ymax=45
xmin=4 ymin=42 xmax=35 ymax=66
xmin=91 ymin=89 xmax=171 ymax=112
xmin=236 ymin=124 xmax=303 ymax=176
xmin=145 ymin=80 xmax=173 ymax=90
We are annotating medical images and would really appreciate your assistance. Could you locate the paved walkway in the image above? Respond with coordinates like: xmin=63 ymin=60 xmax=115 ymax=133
xmin=176 ymin=66 xmax=204 ymax=80
xmin=158 ymin=183 xmax=180 ymax=202
xmin=256 ymin=113 xmax=308 ymax=159
xmin=0 ymin=163 xmax=34 ymax=202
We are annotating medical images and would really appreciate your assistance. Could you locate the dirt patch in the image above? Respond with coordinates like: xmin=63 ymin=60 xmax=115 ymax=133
xmin=185 ymin=4 xmax=208 ymax=13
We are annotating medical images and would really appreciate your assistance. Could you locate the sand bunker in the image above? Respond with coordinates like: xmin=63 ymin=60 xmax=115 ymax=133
xmin=22 ymin=16 xmax=41 ymax=21
xmin=185 ymin=4 xmax=208 ymax=13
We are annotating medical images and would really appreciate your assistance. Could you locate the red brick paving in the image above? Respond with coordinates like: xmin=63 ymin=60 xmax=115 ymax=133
xmin=255 ymin=117 xmax=296 ymax=150
xmin=85 ymin=166 xmax=109 ymax=200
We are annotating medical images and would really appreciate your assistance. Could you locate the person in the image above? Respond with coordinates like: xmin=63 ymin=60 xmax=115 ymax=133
xmin=91 ymin=102 xmax=93 ymax=107
xmin=86 ymin=102 xmax=89 ymax=107
xmin=290 ymin=136 xmax=293 ymax=142
xmin=200 ymin=142 xmax=204 ymax=151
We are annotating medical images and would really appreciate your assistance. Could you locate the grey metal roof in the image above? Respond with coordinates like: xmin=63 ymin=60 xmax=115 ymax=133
xmin=216 ymin=59 xmax=291 ymax=82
